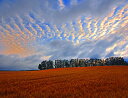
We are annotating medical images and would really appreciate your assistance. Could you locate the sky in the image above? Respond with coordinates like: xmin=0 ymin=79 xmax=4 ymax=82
xmin=0 ymin=0 xmax=128 ymax=70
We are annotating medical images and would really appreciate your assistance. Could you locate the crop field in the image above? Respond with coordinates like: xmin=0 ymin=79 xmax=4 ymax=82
xmin=0 ymin=66 xmax=128 ymax=98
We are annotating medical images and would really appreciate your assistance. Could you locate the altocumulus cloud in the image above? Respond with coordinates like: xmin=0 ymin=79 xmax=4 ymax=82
xmin=0 ymin=0 xmax=127 ymax=70
xmin=0 ymin=29 xmax=127 ymax=70
xmin=38 ymin=32 xmax=123 ymax=60
xmin=0 ymin=0 xmax=126 ymax=24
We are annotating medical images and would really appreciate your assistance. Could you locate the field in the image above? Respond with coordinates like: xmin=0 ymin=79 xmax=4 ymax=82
xmin=0 ymin=66 xmax=128 ymax=98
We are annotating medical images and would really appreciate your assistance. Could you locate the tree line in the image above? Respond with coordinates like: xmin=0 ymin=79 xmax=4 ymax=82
xmin=38 ymin=57 xmax=128 ymax=70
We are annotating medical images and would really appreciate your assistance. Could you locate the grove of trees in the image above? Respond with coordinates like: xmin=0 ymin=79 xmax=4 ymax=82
xmin=38 ymin=57 xmax=128 ymax=70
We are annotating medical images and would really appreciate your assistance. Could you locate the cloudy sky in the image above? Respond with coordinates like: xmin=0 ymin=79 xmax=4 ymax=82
xmin=0 ymin=0 xmax=128 ymax=70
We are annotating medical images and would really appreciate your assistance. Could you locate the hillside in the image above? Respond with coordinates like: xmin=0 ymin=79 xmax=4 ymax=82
xmin=0 ymin=66 xmax=128 ymax=98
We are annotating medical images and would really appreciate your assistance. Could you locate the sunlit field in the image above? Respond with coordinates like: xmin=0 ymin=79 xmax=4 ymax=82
xmin=0 ymin=66 xmax=128 ymax=98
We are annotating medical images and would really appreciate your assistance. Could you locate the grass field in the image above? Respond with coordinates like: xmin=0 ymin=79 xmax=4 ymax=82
xmin=0 ymin=66 xmax=128 ymax=98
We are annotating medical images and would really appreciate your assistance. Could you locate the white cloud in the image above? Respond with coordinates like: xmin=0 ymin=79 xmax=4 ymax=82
xmin=0 ymin=54 xmax=41 ymax=70
xmin=0 ymin=0 xmax=126 ymax=24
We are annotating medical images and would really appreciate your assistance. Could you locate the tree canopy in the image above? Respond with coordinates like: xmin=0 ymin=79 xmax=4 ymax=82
xmin=38 ymin=57 xmax=128 ymax=70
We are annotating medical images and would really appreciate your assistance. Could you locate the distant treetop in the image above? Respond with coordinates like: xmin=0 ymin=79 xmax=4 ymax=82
xmin=38 ymin=57 xmax=128 ymax=70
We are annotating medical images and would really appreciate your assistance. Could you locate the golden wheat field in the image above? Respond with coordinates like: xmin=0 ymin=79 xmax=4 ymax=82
xmin=0 ymin=66 xmax=128 ymax=98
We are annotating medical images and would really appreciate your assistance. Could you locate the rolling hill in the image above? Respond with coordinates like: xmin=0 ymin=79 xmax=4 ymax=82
xmin=0 ymin=66 xmax=128 ymax=98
